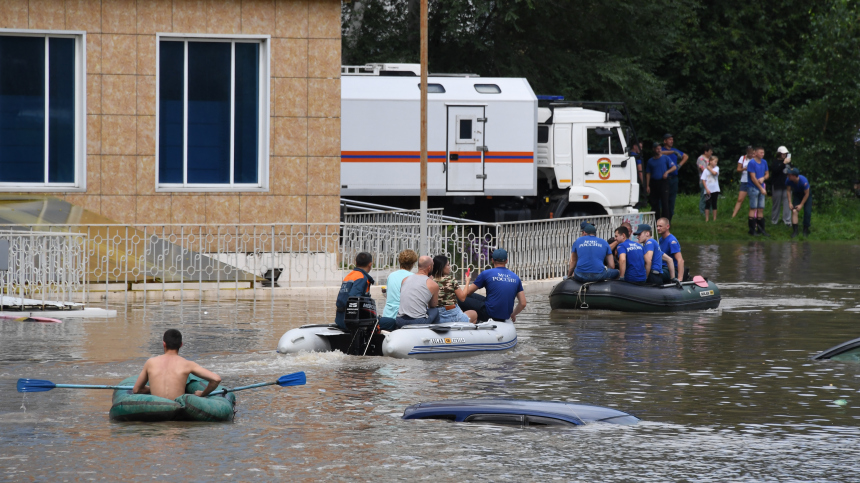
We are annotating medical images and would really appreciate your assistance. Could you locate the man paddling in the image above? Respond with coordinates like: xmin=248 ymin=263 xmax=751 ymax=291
xmin=132 ymin=329 xmax=222 ymax=400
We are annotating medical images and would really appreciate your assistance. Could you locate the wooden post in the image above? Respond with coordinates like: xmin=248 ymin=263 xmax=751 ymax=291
xmin=419 ymin=0 xmax=428 ymax=255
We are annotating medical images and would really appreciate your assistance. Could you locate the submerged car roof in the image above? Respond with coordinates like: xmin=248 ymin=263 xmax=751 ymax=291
xmin=402 ymin=399 xmax=639 ymax=425
xmin=813 ymin=336 xmax=860 ymax=360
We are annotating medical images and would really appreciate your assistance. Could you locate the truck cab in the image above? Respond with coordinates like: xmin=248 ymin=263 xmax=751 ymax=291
xmin=536 ymin=101 xmax=639 ymax=217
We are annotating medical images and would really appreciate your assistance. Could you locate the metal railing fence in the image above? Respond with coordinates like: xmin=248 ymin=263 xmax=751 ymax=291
xmin=0 ymin=231 xmax=87 ymax=308
xmin=1 ymin=211 xmax=654 ymax=297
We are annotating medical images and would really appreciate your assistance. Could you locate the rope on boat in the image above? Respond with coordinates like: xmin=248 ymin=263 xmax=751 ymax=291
xmin=576 ymin=282 xmax=594 ymax=309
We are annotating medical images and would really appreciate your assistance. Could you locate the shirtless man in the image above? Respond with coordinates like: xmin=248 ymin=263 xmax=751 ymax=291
xmin=132 ymin=329 xmax=222 ymax=400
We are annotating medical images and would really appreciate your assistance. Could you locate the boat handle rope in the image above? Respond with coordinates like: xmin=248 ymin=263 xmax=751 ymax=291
xmin=577 ymin=282 xmax=593 ymax=309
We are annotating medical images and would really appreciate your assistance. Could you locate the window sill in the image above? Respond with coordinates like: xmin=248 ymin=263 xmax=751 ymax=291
xmin=0 ymin=185 xmax=85 ymax=193
xmin=156 ymin=185 xmax=269 ymax=193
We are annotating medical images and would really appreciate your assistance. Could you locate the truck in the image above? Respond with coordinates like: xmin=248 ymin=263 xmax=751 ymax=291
xmin=340 ymin=63 xmax=640 ymax=221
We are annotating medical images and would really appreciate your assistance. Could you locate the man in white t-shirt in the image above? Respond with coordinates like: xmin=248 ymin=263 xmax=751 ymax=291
xmin=731 ymin=146 xmax=754 ymax=218
xmin=696 ymin=144 xmax=713 ymax=215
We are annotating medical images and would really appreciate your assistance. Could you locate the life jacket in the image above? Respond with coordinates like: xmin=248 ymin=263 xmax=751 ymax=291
xmin=335 ymin=268 xmax=374 ymax=313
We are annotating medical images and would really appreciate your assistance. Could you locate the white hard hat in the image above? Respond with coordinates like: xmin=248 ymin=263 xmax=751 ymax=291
xmin=776 ymin=146 xmax=789 ymax=154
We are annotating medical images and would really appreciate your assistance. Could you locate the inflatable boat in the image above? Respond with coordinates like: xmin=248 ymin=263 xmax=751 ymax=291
xmin=109 ymin=375 xmax=236 ymax=422
xmin=277 ymin=320 xmax=517 ymax=360
xmin=549 ymin=276 xmax=720 ymax=312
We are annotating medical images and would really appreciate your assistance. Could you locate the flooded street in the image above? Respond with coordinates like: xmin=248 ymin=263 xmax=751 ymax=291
xmin=2 ymin=241 xmax=860 ymax=481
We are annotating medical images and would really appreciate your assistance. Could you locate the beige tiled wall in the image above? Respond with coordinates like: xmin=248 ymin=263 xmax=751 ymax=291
xmin=0 ymin=0 xmax=342 ymax=225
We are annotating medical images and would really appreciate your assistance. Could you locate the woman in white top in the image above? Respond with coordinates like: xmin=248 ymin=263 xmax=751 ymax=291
xmin=382 ymin=249 xmax=418 ymax=319
xmin=731 ymin=146 xmax=754 ymax=218
xmin=700 ymin=156 xmax=720 ymax=221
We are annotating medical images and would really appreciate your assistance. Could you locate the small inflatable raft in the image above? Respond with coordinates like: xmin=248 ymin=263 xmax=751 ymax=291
xmin=550 ymin=277 xmax=720 ymax=312
xmin=277 ymin=321 xmax=517 ymax=360
xmin=109 ymin=375 xmax=236 ymax=422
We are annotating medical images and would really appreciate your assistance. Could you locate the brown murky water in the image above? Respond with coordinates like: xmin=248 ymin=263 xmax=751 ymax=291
xmin=2 ymin=241 xmax=860 ymax=481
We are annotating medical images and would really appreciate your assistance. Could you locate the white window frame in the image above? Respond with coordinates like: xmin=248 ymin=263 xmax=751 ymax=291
xmin=155 ymin=33 xmax=270 ymax=192
xmin=0 ymin=29 xmax=87 ymax=192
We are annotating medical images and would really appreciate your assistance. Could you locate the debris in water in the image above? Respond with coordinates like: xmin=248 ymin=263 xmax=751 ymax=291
xmin=834 ymin=399 xmax=848 ymax=406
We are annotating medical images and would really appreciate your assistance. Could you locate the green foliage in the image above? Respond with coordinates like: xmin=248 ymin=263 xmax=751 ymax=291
xmin=342 ymin=0 xmax=860 ymax=203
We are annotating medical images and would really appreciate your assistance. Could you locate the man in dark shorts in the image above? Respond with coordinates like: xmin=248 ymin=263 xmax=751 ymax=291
xmin=466 ymin=249 xmax=526 ymax=322
xmin=661 ymin=133 xmax=689 ymax=221
xmin=747 ymin=146 xmax=770 ymax=236
xmin=786 ymin=168 xmax=812 ymax=237
xmin=646 ymin=142 xmax=675 ymax=220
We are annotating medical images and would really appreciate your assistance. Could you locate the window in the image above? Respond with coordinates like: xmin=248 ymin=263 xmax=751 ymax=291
xmin=157 ymin=35 xmax=270 ymax=191
xmin=474 ymin=84 xmax=501 ymax=94
xmin=525 ymin=416 xmax=576 ymax=427
xmin=463 ymin=414 xmax=524 ymax=427
xmin=0 ymin=31 xmax=85 ymax=191
xmin=537 ymin=125 xmax=549 ymax=144
xmin=459 ymin=119 xmax=473 ymax=140
xmin=610 ymin=127 xmax=626 ymax=154
xmin=586 ymin=128 xmax=610 ymax=155
xmin=417 ymin=83 xmax=446 ymax=93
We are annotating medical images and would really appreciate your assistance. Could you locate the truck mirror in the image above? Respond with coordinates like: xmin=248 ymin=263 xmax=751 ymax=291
xmin=595 ymin=127 xmax=612 ymax=137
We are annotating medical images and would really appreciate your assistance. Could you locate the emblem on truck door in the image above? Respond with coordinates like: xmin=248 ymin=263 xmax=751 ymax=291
xmin=598 ymin=158 xmax=611 ymax=180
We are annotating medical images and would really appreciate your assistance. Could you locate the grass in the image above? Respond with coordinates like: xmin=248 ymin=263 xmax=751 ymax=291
xmin=664 ymin=190 xmax=860 ymax=242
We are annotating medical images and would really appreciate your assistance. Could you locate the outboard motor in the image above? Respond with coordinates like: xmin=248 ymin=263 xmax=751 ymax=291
xmin=343 ymin=296 xmax=380 ymax=355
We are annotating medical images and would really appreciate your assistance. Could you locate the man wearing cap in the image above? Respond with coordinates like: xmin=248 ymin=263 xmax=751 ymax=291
xmin=646 ymin=143 xmax=675 ymax=221
xmin=747 ymin=146 xmax=770 ymax=236
xmin=770 ymin=146 xmax=792 ymax=226
xmin=466 ymin=249 xmax=526 ymax=322
xmin=568 ymin=222 xmax=619 ymax=283
xmin=661 ymin=134 xmax=688 ymax=221
xmin=656 ymin=217 xmax=686 ymax=281
xmin=634 ymin=224 xmax=676 ymax=284
xmin=785 ymin=168 xmax=812 ymax=237
xmin=614 ymin=226 xmax=646 ymax=283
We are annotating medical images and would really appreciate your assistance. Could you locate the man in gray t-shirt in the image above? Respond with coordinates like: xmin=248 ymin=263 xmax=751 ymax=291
xmin=395 ymin=256 xmax=441 ymax=328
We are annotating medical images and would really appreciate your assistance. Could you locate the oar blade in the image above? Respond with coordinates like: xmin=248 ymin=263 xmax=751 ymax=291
xmin=17 ymin=379 xmax=56 ymax=393
xmin=277 ymin=371 xmax=306 ymax=387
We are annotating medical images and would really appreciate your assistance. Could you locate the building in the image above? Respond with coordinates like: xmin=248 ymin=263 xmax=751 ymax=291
xmin=0 ymin=0 xmax=341 ymax=226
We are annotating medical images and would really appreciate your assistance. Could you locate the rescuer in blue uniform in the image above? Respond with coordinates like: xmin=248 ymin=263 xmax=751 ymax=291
xmin=786 ymin=168 xmax=812 ymax=238
xmin=568 ymin=222 xmax=619 ymax=283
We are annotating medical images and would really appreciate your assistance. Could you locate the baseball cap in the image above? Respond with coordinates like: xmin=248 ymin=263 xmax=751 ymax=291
xmin=777 ymin=146 xmax=789 ymax=154
xmin=491 ymin=248 xmax=508 ymax=261
xmin=581 ymin=223 xmax=597 ymax=235
xmin=652 ymin=142 xmax=661 ymax=148
xmin=663 ymin=133 xmax=673 ymax=140
xmin=788 ymin=168 xmax=800 ymax=176
xmin=632 ymin=224 xmax=651 ymax=236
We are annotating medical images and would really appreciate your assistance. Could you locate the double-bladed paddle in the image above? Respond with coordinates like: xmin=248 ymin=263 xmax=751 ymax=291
xmin=17 ymin=371 xmax=307 ymax=396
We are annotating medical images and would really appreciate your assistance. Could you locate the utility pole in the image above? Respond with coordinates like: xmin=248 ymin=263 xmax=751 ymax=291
xmin=419 ymin=0 xmax=428 ymax=255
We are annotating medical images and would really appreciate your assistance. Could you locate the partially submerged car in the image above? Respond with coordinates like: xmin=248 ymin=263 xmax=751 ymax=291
xmin=402 ymin=399 xmax=639 ymax=427
xmin=813 ymin=337 xmax=860 ymax=362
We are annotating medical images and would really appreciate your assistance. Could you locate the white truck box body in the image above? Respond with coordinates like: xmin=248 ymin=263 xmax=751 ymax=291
xmin=341 ymin=76 xmax=538 ymax=196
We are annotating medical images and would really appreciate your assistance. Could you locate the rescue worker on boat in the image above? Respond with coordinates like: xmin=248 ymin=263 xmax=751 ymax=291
xmin=632 ymin=224 xmax=676 ymax=285
xmin=568 ymin=222 xmax=619 ymax=283
xmin=614 ymin=226 xmax=647 ymax=284
xmin=335 ymin=252 xmax=395 ymax=331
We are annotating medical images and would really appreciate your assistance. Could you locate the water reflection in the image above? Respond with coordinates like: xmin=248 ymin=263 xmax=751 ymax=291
xmin=1 ymin=242 xmax=860 ymax=480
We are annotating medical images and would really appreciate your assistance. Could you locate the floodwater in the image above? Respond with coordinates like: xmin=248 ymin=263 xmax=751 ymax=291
xmin=2 ymin=241 xmax=860 ymax=481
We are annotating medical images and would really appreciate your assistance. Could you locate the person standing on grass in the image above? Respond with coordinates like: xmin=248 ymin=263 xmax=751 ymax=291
xmin=696 ymin=144 xmax=713 ymax=215
xmin=732 ymin=146 xmax=755 ymax=218
xmin=770 ymin=146 xmax=792 ymax=226
xmin=646 ymin=142 xmax=675 ymax=221
xmin=747 ymin=146 xmax=770 ymax=236
xmin=700 ymin=155 xmax=721 ymax=222
xmin=785 ymin=168 xmax=812 ymax=238
xmin=661 ymin=133 xmax=688 ymax=221
xmin=657 ymin=217 xmax=686 ymax=281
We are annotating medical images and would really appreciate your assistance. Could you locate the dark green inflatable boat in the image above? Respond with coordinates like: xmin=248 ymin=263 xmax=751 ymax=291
xmin=549 ymin=277 xmax=721 ymax=312
xmin=110 ymin=375 xmax=236 ymax=422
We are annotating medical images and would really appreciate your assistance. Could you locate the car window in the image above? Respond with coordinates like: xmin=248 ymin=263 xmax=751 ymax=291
xmin=415 ymin=414 xmax=457 ymax=421
xmin=587 ymin=128 xmax=609 ymax=155
xmin=525 ymin=415 xmax=576 ymax=427
xmin=463 ymin=414 xmax=524 ymax=427
xmin=830 ymin=346 xmax=860 ymax=362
